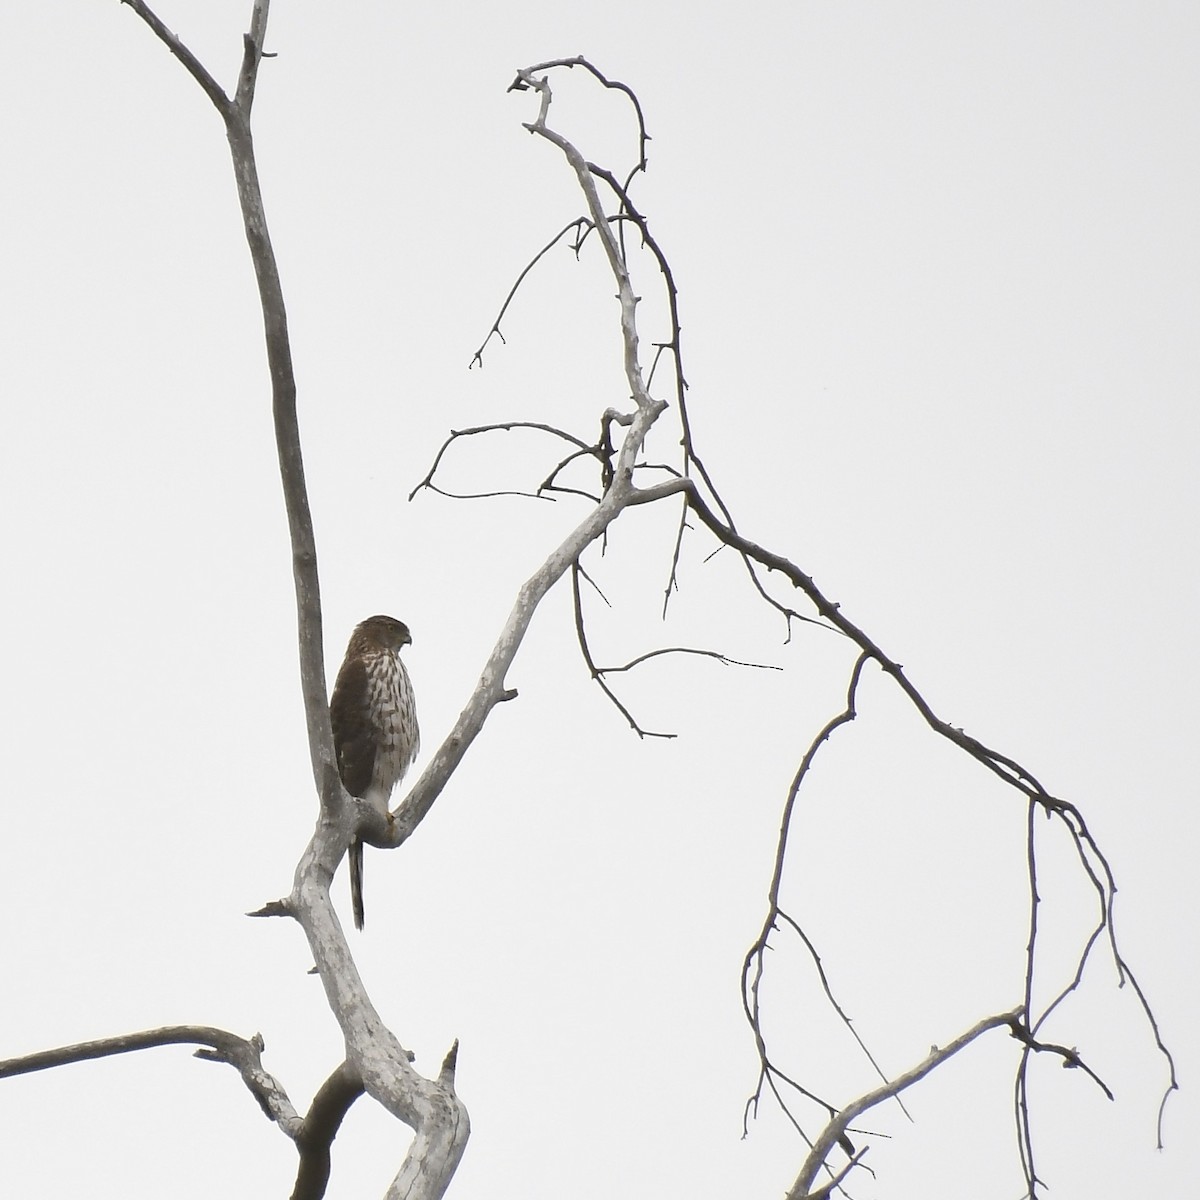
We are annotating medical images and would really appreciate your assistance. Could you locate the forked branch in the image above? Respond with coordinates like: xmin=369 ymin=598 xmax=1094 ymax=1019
xmin=787 ymin=1009 xmax=1024 ymax=1199
xmin=0 ymin=1025 xmax=303 ymax=1135
xmin=451 ymin=55 xmax=1176 ymax=1200
xmin=115 ymin=5 xmax=468 ymax=1197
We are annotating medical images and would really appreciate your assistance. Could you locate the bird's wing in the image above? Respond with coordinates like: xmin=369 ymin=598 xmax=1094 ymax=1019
xmin=329 ymin=654 xmax=376 ymax=797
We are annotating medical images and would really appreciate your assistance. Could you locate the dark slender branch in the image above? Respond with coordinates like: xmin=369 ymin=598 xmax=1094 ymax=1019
xmin=1031 ymin=823 xmax=1112 ymax=1035
xmin=584 ymin=159 xmax=831 ymax=636
xmin=773 ymin=909 xmax=911 ymax=1124
xmin=1015 ymin=1053 xmax=1038 ymax=1199
xmin=598 ymin=646 xmax=781 ymax=675
xmin=410 ymin=421 xmax=601 ymax=504
xmin=291 ymin=1060 xmax=365 ymax=1200
xmin=662 ymin=503 xmax=688 ymax=618
xmin=508 ymin=56 xmax=651 ymax=182
xmin=759 ymin=1066 xmax=827 ymax=1148
xmin=805 ymin=1147 xmax=870 ymax=1200
xmin=683 ymin=482 xmax=1101 ymax=816
xmin=415 ymin=55 xmax=1173 ymax=1198
xmin=679 ymin=457 xmax=1177 ymax=1172
xmin=1116 ymin=960 xmax=1180 ymax=1149
xmin=571 ymin=562 xmax=676 ymax=739
xmin=1017 ymin=797 xmax=1042 ymax=1195
xmin=768 ymin=1063 xmax=841 ymax=1123
xmin=742 ymin=653 xmax=904 ymax=1131
xmin=119 ymin=1 xmax=231 ymax=114
xmin=539 ymin=445 xmax=612 ymax=501
xmin=1005 ymin=1018 xmax=1115 ymax=1101
xmin=470 ymin=219 xmax=595 ymax=368
xmin=426 ymin=483 xmax=556 ymax=502
xmin=575 ymin=559 xmax=612 ymax=607
xmin=766 ymin=654 xmax=868 ymax=916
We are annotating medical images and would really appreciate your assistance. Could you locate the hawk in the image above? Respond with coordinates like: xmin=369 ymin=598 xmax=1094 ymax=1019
xmin=329 ymin=615 xmax=420 ymax=930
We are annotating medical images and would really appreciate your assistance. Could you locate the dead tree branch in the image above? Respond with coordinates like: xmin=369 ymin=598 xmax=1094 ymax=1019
xmin=446 ymin=55 xmax=1177 ymax=1199
xmin=0 ymin=1025 xmax=303 ymax=1136
xmin=61 ymin=18 xmax=1174 ymax=1196
xmin=391 ymin=66 xmax=677 ymax=842
xmin=470 ymin=218 xmax=596 ymax=368
xmin=291 ymin=1060 xmax=366 ymax=1200
xmin=124 ymin=0 xmax=331 ymax=793
xmin=115 ymin=4 xmax=469 ymax=1196
xmin=787 ymin=1009 xmax=1024 ymax=1200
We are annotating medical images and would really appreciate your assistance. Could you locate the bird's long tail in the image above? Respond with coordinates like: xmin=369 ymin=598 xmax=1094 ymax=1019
xmin=349 ymin=837 xmax=366 ymax=930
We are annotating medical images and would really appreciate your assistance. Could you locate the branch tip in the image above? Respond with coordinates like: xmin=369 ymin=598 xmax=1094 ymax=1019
xmin=438 ymin=1039 xmax=460 ymax=1087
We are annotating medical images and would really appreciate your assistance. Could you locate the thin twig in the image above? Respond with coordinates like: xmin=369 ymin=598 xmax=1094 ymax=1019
xmin=598 ymin=646 xmax=780 ymax=674
xmin=570 ymin=562 xmax=676 ymax=739
xmin=469 ymin=218 xmax=595 ymax=368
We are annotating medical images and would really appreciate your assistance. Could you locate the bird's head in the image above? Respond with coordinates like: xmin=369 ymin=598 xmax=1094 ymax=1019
xmin=356 ymin=614 xmax=413 ymax=652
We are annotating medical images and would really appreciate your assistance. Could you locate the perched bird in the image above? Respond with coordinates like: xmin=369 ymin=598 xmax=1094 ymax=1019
xmin=329 ymin=615 xmax=420 ymax=930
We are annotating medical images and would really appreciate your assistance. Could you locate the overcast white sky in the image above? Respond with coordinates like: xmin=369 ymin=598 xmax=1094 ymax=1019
xmin=1 ymin=3 xmax=1196 ymax=1198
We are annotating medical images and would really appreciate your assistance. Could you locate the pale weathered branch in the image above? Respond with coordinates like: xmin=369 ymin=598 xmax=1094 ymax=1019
xmin=0 ymin=1025 xmax=302 ymax=1136
xmin=393 ymin=402 xmax=666 ymax=841
xmin=233 ymin=0 xmax=272 ymax=114
xmin=515 ymin=67 xmax=659 ymax=427
xmin=787 ymin=1009 xmax=1023 ymax=1200
xmin=391 ymin=68 xmax=674 ymax=842
xmin=118 ymin=5 xmax=469 ymax=1196
xmin=122 ymin=0 xmax=333 ymax=799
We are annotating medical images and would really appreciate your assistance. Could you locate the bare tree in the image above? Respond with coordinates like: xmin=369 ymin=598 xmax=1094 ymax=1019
xmin=0 ymin=4 xmax=1177 ymax=1199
